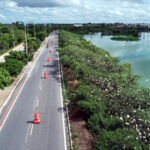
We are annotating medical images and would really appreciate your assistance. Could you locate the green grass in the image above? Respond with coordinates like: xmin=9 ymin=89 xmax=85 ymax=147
xmin=0 ymin=49 xmax=10 ymax=56
xmin=111 ymin=36 xmax=139 ymax=41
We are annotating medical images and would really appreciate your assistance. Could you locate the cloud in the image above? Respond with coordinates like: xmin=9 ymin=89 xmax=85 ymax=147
xmin=0 ymin=13 xmax=7 ymax=20
xmin=0 ymin=0 xmax=150 ymax=23
xmin=8 ymin=0 xmax=82 ymax=8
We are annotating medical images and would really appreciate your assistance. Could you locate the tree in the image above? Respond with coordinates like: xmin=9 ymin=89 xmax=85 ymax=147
xmin=0 ymin=67 xmax=12 ymax=89
xmin=36 ymin=31 xmax=48 ymax=41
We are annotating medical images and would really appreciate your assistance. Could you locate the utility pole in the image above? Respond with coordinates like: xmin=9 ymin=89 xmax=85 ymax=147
xmin=34 ymin=24 xmax=36 ymax=38
xmin=44 ymin=24 xmax=47 ymax=32
xmin=24 ymin=23 xmax=28 ymax=54
xmin=11 ymin=24 xmax=15 ymax=47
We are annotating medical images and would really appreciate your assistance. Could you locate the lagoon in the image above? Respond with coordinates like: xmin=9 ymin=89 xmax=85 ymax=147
xmin=84 ymin=32 xmax=150 ymax=88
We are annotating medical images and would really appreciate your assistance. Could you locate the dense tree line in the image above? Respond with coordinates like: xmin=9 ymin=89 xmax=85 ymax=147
xmin=46 ymin=23 xmax=150 ymax=36
xmin=58 ymin=30 xmax=150 ymax=150
xmin=0 ymin=24 xmax=25 ymax=52
xmin=0 ymin=23 xmax=48 ymax=56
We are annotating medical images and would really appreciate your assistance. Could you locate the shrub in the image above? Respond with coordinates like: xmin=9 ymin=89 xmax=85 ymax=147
xmin=78 ymin=101 xmax=105 ymax=118
xmin=5 ymin=51 xmax=28 ymax=65
xmin=4 ymin=59 xmax=24 ymax=77
xmin=95 ymin=128 xmax=142 ymax=150
xmin=36 ymin=31 xmax=48 ymax=41
xmin=88 ymin=114 xmax=124 ymax=135
xmin=0 ymin=67 xmax=12 ymax=89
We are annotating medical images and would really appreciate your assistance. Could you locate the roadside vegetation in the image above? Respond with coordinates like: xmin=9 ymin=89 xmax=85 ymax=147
xmin=111 ymin=36 xmax=139 ymax=41
xmin=0 ymin=23 xmax=25 ymax=55
xmin=0 ymin=22 xmax=48 ymax=90
xmin=58 ymin=30 xmax=150 ymax=150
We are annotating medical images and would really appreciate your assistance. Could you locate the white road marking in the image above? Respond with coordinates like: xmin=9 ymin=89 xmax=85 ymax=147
xmin=29 ymin=124 xmax=34 ymax=136
xmin=25 ymin=124 xmax=31 ymax=143
xmin=36 ymin=98 xmax=39 ymax=107
xmin=40 ymin=84 xmax=42 ymax=91
xmin=34 ymin=97 xmax=39 ymax=109
xmin=58 ymin=52 xmax=67 ymax=150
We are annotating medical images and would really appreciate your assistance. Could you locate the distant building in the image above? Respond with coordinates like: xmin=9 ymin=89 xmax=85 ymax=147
xmin=16 ymin=21 xmax=24 ymax=25
xmin=74 ymin=23 xmax=83 ymax=27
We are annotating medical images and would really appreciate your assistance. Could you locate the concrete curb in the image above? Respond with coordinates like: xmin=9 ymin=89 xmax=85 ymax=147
xmin=60 ymin=64 xmax=73 ymax=150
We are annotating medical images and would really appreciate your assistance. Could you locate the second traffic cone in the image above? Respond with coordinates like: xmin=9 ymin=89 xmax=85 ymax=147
xmin=34 ymin=112 xmax=40 ymax=124
xmin=44 ymin=72 xmax=47 ymax=79
xmin=49 ymin=49 xmax=52 ymax=53
xmin=47 ymin=56 xmax=50 ymax=62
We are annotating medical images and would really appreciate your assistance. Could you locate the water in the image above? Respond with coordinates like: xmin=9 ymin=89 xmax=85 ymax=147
xmin=84 ymin=32 xmax=150 ymax=88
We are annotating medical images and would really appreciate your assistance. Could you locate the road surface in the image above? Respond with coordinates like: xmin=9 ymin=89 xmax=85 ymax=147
xmin=0 ymin=31 xmax=67 ymax=150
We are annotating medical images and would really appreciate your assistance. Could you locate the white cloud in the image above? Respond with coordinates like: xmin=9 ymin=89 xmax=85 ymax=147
xmin=7 ymin=0 xmax=82 ymax=8
xmin=0 ymin=0 xmax=150 ymax=23
xmin=0 ymin=13 xmax=7 ymax=20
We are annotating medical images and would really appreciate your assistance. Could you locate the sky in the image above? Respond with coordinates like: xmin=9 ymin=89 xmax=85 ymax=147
xmin=0 ymin=0 xmax=150 ymax=24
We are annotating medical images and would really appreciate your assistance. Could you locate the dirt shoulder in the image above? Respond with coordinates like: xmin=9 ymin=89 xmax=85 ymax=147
xmin=62 ymin=66 xmax=96 ymax=150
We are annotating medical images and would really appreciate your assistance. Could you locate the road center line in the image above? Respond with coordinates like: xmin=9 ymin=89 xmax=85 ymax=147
xmin=25 ymin=124 xmax=31 ymax=143
xmin=40 ymin=84 xmax=42 ymax=91
xmin=36 ymin=98 xmax=39 ymax=108
xmin=29 ymin=124 xmax=34 ymax=136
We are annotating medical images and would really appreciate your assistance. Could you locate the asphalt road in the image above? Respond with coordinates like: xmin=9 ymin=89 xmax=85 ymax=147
xmin=0 ymin=31 xmax=67 ymax=150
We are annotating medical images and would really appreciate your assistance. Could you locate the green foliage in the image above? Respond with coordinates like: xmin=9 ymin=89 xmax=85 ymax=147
xmin=0 ymin=24 xmax=25 ymax=54
xmin=88 ymin=114 xmax=124 ymax=135
xmin=95 ymin=128 xmax=142 ymax=150
xmin=3 ymin=59 xmax=24 ymax=77
xmin=0 ymin=23 xmax=45 ymax=90
xmin=78 ymin=101 xmax=105 ymax=118
xmin=5 ymin=51 xmax=28 ymax=65
xmin=71 ymin=134 xmax=78 ymax=140
xmin=0 ymin=33 xmax=14 ymax=50
xmin=58 ymin=30 xmax=150 ymax=149
xmin=36 ymin=31 xmax=48 ymax=41
xmin=111 ymin=36 xmax=139 ymax=41
xmin=0 ymin=67 xmax=12 ymax=89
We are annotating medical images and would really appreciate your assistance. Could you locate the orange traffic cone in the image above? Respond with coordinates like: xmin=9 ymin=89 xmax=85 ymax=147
xmin=34 ymin=112 xmax=40 ymax=124
xmin=49 ymin=49 xmax=52 ymax=53
xmin=44 ymin=72 xmax=47 ymax=79
xmin=47 ymin=56 xmax=50 ymax=62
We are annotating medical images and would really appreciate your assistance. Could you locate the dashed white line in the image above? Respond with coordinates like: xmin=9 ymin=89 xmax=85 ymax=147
xmin=40 ymin=84 xmax=42 ymax=91
xmin=29 ymin=124 xmax=34 ymax=136
xmin=36 ymin=98 xmax=39 ymax=107
xmin=25 ymin=124 xmax=31 ymax=143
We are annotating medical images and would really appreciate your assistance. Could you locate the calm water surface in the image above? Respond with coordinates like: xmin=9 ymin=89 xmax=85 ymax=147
xmin=84 ymin=32 xmax=150 ymax=88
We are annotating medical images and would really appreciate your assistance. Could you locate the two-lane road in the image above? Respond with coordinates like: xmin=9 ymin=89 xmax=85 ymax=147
xmin=0 ymin=31 xmax=67 ymax=150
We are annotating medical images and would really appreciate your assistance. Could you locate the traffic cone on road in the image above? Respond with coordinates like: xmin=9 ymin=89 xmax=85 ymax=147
xmin=47 ymin=56 xmax=50 ymax=62
xmin=49 ymin=49 xmax=52 ymax=53
xmin=44 ymin=72 xmax=47 ymax=79
xmin=34 ymin=112 xmax=40 ymax=124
